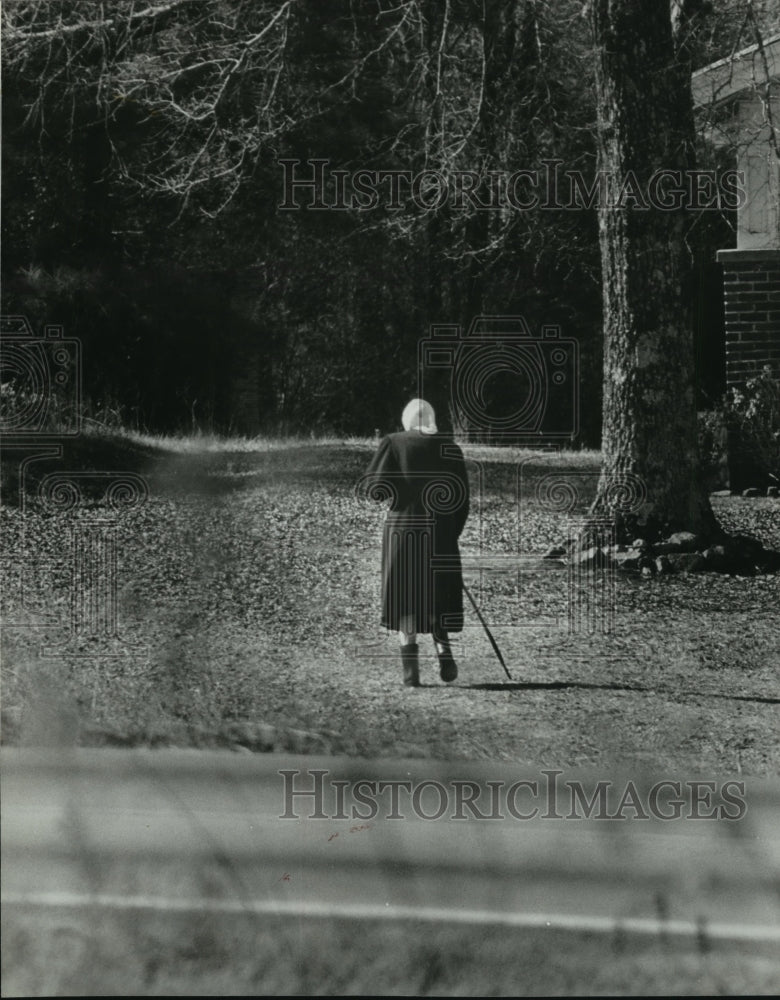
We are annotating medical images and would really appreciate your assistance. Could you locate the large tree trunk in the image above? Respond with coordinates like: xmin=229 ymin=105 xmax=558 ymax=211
xmin=589 ymin=0 xmax=717 ymax=541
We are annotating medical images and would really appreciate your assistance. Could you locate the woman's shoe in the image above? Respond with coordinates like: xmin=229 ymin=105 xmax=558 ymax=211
xmin=400 ymin=643 xmax=420 ymax=687
xmin=437 ymin=649 xmax=458 ymax=682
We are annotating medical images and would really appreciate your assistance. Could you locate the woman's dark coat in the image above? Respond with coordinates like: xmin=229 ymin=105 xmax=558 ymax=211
xmin=363 ymin=430 xmax=469 ymax=635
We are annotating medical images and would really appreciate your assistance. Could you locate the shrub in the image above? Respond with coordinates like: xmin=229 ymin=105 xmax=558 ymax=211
xmin=697 ymin=407 xmax=729 ymax=491
xmin=724 ymin=367 xmax=780 ymax=487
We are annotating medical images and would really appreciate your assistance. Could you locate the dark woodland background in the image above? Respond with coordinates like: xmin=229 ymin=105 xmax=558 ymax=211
xmin=3 ymin=0 xmax=779 ymax=442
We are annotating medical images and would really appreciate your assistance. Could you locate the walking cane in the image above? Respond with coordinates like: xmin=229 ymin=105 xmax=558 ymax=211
xmin=462 ymin=582 xmax=513 ymax=681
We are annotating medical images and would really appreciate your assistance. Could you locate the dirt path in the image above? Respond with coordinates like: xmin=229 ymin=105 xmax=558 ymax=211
xmin=2 ymin=443 xmax=778 ymax=775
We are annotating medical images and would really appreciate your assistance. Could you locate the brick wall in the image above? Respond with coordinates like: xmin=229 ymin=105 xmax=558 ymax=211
xmin=718 ymin=248 xmax=780 ymax=390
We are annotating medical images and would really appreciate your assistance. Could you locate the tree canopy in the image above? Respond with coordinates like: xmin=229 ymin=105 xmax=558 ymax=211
xmin=2 ymin=0 xmax=777 ymax=435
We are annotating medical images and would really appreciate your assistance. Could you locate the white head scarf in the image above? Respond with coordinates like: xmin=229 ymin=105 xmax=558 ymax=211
xmin=401 ymin=398 xmax=438 ymax=434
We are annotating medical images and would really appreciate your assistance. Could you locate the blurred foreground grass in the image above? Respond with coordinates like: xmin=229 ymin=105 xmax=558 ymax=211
xmin=3 ymin=908 xmax=780 ymax=996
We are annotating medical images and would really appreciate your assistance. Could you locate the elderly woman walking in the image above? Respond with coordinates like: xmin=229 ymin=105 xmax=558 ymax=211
xmin=363 ymin=399 xmax=470 ymax=687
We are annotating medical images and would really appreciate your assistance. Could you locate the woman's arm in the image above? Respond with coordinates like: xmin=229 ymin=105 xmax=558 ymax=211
xmin=359 ymin=435 xmax=399 ymax=503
